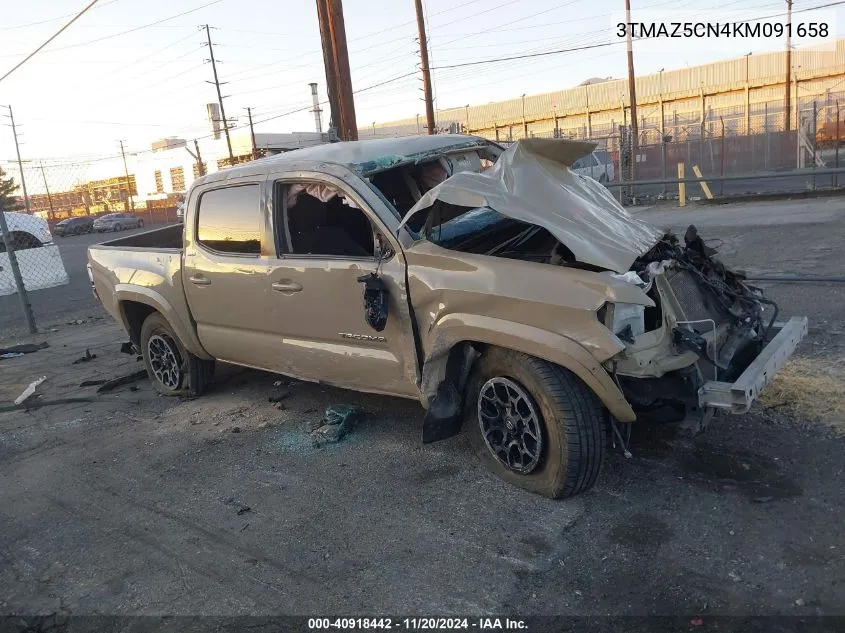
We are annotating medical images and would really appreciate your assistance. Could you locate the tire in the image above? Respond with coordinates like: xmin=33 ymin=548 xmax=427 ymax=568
xmin=465 ymin=348 xmax=605 ymax=499
xmin=140 ymin=312 xmax=214 ymax=397
xmin=138 ymin=220 xmax=144 ymax=228
xmin=113 ymin=224 xmax=122 ymax=232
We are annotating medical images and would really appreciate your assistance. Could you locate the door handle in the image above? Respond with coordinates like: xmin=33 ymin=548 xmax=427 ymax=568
xmin=271 ymin=280 xmax=302 ymax=293
xmin=189 ymin=274 xmax=211 ymax=286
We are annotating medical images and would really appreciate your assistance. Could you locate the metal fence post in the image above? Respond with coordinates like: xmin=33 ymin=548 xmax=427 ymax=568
xmin=833 ymin=99 xmax=839 ymax=187
xmin=764 ymin=103 xmax=770 ymax=169
xmin=720 ymin=116 xmax=725 ymax=196
xmin=0 ymin=211 xmax=37 ymax=334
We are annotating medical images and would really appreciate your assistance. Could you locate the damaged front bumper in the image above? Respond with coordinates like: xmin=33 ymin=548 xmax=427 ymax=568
xmin=698 ymin=316 xmax=808 ymax=414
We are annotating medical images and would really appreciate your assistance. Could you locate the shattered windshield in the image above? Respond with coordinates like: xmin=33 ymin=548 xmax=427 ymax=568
xmin=427 ymin=206 xmax=511 ymax=246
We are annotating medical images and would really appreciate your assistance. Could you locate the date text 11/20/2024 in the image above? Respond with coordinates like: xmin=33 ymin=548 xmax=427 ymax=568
xmin=308 ymin=618 xmax=528 ymax=630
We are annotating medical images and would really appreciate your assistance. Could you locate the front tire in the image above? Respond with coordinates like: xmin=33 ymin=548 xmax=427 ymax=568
xmin=138 ymin=219 xmax=144 ymax=228
xmin=140 ymin=312 xmax=214 ymax=396
xmin=466 ymin=348 xmax=605 ymax=499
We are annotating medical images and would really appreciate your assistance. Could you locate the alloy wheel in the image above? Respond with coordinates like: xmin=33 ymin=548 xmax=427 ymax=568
xmin=477 ymin=377 xmax=544 ymax=474
xmin=147 ymin=334 xmax=182 ymax=390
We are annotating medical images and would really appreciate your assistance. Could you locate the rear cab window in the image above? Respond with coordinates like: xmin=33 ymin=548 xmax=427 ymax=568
xmin=196 ymin=184 xmax=262 ymax=255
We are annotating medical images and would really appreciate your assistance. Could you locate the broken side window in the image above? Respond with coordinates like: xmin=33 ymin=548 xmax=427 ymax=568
xmin=278 ymin=182 xmax=375 ymax=258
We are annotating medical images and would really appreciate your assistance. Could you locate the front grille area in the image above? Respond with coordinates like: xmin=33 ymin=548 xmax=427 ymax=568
xmin=667 ymin=269 xmax=725 ymax=325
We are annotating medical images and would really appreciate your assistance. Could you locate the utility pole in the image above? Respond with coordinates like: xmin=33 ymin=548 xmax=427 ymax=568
xmin=38 ymin=162 xmax=55 ymax=222
xmin=118 ymin=140 xmax=136 ymax=213
xmin=309 ymin=82 xmax=324 ymax=133
xmin=0 ymin=104 xmax=37 ymax=334
xmin=784 ymin=0 xmax=793 ymax=131
xmin=204 ymin=24 xmax=234 ymax=162
xmin=414 ymin=0 xmax=436 ymax=135
xmin=246 ymin=107 xmax=257 ymax=159
xmin=625 ymin=0 xmax=639 ymax=181
xmin=194 ymin=139 xmax=205 ymax=176
xmin=315 ymin=0 xmax=357 ymax=141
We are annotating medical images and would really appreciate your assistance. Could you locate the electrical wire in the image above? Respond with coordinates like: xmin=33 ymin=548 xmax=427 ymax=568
xmin=0 ymin=0 xmax=120 ymax=31
xmin=0 ymin=0 xmax=101 ymax=84
xmin=2 ymin=0 xmax=224 ymax=59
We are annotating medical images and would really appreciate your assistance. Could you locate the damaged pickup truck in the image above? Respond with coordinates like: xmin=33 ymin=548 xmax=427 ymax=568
xmin=88 ymin=136 xmax=807 ymax=498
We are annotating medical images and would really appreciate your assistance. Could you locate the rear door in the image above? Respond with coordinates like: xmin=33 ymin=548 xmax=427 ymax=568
xmin=183 ymin=178 xmax=272 ymax=366
xmin=263 ymin=173 xmax=419 ymax=398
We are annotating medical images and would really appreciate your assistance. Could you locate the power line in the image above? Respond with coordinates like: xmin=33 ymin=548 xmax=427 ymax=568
xmin=1 ymin=0 xmax=224 ymax=59
xmin=0 ymin=0 xmax=101 ymax=84
xmin=0 ymin=0 xmax=120 ymax=31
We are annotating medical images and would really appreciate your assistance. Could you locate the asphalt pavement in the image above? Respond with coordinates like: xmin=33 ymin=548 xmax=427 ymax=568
xmin=0 ymin=196 xmax=842 ymax=622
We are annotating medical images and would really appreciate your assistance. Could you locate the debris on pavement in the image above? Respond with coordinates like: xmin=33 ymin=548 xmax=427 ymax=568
xmin=223 ymin=497 xmax=252 ymax=515
xmin=0 ymin=342 xmax=48 ymax=358
xmin=14 ymin=376 xmax=47 ymax=406
xmin=119 ymin=341 xmax=136 ymax=355
xmin=309 ymin=404 xmax=364 ymax=447
xmin=795 ymin=598 xmax=806 ymax=607
xmin=72 ymin=349 xmax=97 ymax=365
xmin=0 ymin=397 xmax=95 ymax=413
xmin=231 ymin=426 xmax=241 ymax=433
xmin=96 ymin=370 xmax=148 ymax=393
xmin=79 ymin=379 xmax=107 ymax=387
xmin=268 ymin=389 xmax=291 ymax=403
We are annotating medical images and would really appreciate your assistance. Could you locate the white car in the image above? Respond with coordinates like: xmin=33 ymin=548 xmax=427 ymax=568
xmin=571 ymin=149 xmax=614 ymax=184
xmin=1 ymin=212 xmax=69 ymax=296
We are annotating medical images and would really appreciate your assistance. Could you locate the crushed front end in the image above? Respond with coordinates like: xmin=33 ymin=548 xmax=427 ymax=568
xmin=604 ymin=225 xmax=807 ymax=428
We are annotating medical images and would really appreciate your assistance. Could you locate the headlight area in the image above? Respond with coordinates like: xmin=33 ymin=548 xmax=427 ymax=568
xmin=597 ymin=301 xmax=646 ymax=344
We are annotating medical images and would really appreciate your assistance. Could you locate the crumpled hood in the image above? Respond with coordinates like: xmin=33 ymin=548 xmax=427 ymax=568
xmin=398 ymin=138 xmax=664 ymax=273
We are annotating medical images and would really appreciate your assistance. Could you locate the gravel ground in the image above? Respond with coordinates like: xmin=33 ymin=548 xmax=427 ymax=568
xmin=0 ymin=197 xmax=843 ymax=625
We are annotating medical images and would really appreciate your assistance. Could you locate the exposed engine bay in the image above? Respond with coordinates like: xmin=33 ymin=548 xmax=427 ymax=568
xmin=394 ymin=138 xmax=801 ymax=428
xmin=631 ymin=225 xmax=779 ymax=381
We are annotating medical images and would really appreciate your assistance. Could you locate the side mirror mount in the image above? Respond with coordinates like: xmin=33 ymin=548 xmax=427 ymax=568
xmin=357 ymin=272 xmax=389 ymax=332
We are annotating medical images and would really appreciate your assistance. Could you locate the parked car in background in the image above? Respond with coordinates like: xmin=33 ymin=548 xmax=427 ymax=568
xmin=1 ymin=211 xmax=69 ymax=295
xmin=54 ymin=216 xmax=94 ymax=237
xmin=571 ymin=148 xmax=614 ymax=183
xmin=93 ymin=212 xmax=144 ymax=233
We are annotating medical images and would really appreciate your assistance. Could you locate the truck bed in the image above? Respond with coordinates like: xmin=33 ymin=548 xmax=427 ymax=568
xmin=97 ymin=223 xmax=183 ymax=250
xmin=87 ymin=223 xmax=195 ymax=344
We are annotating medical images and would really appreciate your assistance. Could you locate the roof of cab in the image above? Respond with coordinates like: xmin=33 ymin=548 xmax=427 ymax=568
xmin=194 ymin=134 xmax=492 ymax=186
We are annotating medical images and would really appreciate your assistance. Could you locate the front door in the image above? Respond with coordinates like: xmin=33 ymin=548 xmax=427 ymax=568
xmin=265 ymin=178 xmax=419 ymax=398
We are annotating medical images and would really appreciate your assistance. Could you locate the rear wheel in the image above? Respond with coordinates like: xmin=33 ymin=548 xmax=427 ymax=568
xmin=466 ymin=348 xmax=606 ymax=498
xmin=140 ymin=312 xmax=214 ymax=396
xmin=138 ymin=219 xmax=144 ymax=228
xmin=113 ymin=224 xmax=122 ymax=232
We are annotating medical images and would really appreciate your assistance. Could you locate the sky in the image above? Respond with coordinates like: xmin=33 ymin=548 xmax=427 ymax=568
xmin=0 ymin=0 xmax=843 ymax=163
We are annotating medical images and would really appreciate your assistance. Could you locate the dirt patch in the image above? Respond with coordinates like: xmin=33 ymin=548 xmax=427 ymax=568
xmin=758 ymin=356 xmax=845 ymax=433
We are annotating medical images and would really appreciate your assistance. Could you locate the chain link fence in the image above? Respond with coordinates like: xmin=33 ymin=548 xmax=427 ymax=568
xmin=1 ymin=159 xmax=184 ymax=340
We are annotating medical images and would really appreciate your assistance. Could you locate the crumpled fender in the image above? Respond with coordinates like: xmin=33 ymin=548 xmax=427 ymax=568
xmin=422 ymin=312 xmax=636 ymax=422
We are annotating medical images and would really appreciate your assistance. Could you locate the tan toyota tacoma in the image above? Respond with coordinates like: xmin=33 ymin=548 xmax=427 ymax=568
xmin=88 ymin=136 xmax=807 ymax=498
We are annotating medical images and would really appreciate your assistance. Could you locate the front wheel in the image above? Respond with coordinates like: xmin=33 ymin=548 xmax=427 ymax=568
xmin=138 ymin=219 xmax=144 ymax=228
xmin=466 ymin=348 xmax=606 ymax=498
xmin=140 ymin=312 xmax=214 ymax=396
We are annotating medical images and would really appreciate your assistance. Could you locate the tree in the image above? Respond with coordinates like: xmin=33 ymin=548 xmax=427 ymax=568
xmin=0 ymin=165 xmax=23 ymax=212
